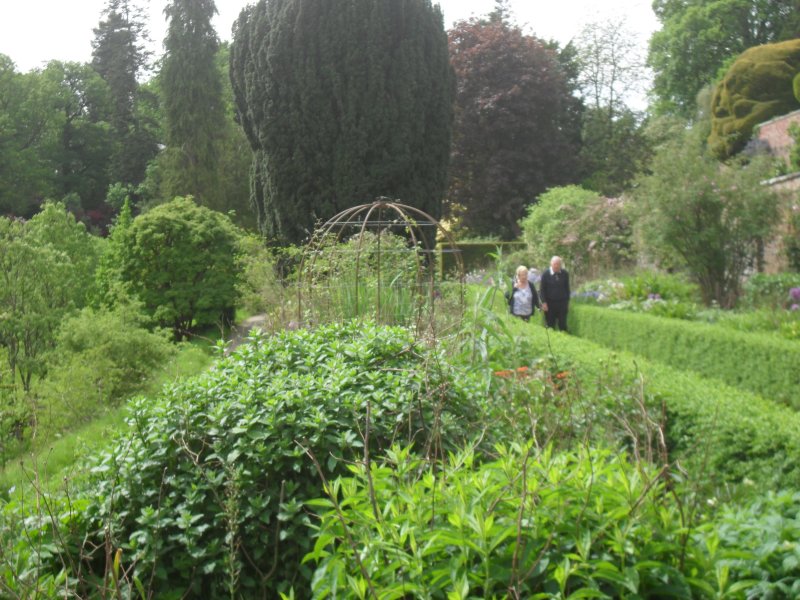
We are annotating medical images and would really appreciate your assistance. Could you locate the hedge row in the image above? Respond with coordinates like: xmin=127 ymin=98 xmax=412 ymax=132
xmin=499 ymin=313 xmax=800 ymax=491
xmin=438 ymin=241 xmax=525 ymax=277
xmin=569 ymin=304 xmax=800 ymax=408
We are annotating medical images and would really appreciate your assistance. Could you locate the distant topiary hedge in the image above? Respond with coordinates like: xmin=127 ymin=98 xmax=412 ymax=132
xmin=709 ymin=38 xmax=800 ymax=159
xmin=569 ymin=304 xmax=800 ymax=407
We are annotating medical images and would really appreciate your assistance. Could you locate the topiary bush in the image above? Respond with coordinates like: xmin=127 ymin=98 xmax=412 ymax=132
xmin=709 ymin=39 xmax=800 ymax=159
xmin=25 ymin=321 xmax=489 ymax=598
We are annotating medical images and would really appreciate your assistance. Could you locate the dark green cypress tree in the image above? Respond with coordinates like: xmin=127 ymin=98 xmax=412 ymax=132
xmin=230 ymin=0 xmax=454 ymax=243
xmin=91 ymin=0 xmax=157 ymax=187
xmin=160 ymin=0 xmax=226 ymax=206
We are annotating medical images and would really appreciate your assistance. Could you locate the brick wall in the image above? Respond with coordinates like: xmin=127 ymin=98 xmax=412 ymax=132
xmin=756 ymin=109 xmax=800 ymax=164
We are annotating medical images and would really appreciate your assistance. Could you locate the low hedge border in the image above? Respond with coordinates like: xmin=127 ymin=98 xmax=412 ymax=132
xmin=496 ymin=310 xmax=800 ymax=490
xmin=569 ymin=304 xmax=800 ymax=408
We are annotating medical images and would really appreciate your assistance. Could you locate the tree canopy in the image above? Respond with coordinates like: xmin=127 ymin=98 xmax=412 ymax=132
xmin=230 ymin=0 xmax=453 ymax=243
xmin=634 ymin=128 xmax=780 ymax=307
xmin=159 ymin=0 xmax=227 ymax=209
xmin=446 ymin=16 xmax=581 ymax=239
xmin=116 ymin=197 xmax=241 ymax=338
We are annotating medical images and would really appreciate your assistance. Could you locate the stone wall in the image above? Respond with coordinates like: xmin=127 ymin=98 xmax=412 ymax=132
xmin=763 ymin=172 xmax=800 ymax=273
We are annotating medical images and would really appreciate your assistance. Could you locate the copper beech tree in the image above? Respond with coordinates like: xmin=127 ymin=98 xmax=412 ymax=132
xmin=446 ymin=15 xmax=581 ymax=239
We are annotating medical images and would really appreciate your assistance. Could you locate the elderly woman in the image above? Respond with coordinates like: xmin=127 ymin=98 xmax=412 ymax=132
xmin=507 ymin=265 xmax=541 ymax=322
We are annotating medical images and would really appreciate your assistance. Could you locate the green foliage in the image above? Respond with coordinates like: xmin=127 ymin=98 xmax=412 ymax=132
xmin=310 ymin=445 xmax=800 ymax=599
xmin=116 ymin=197 xmax=242 ymax=338
xmin=36 ymin=304 xmax=175 ymax=438
xmin=790 ymin=122 xmax=800 ymax=172
xmin=740 ymin=272 xmax=800 ymax=309
xmin=446 ymin=19 xmax=581 ymax=239
xmin=310 ymin=444 xmax=695 ymax=598
xmin=709 ymin=39 xmax=800 ymax=159
xmin=35 ymin=322 xmax=487 ymax=597
xmin=633 ymin=128 xmax=780 ymax=307
xmin=231 ymin=0 xmax=453 ymax=243
xmin=699 ymin=490 xmax=800 ymax=598
xmin=649 ymin=0 xmax=800 ymax=116
xmin=0 ymin=55 xmax=59 ymax=216
xmin=303 ymin=231 xmax=435 ymax=329
xmin=91 ymin=0 xmax=157 ymax=188
xmin=159 ymin=0 xmax=227 ymax=208
xmin=569 ymin=304 xmax=800 ymax=407
xmin=520 ymin=185 xmax=634 ymax=278
xmin=499 ymin=312 xmax=800 ymax=491
xmin=0 ymin=203 xmax=100 ymax=390
xmin=439 ymin=242 xmax=526 ymax=279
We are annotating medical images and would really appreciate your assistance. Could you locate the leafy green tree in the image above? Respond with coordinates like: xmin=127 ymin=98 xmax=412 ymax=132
xmin=0 ymin=203 xmax=99 ymax=390
xmin=648 ymin=0 xmax=800 ymax=116
xmin=446 ymin=15 xmax=581 ymax=239
xmin=574 ymin=19 xmax=651 ymax=196
xmin=94 ymin=196 xmax=134 ymax=306
xmin=0 ymin=56 xmax=59 ymax=216
xmin=42 ymin=61 xmax=115 ymax=215
xmin=230 ymin=0 xmax=453 ymax=243
xmin=118 ymin=197 xmax=241 ymax=338
xmin=159 ymin=0 xmax=227 ymax=210
xmin=91 ymin=0 xmax=158 ymax=188
xmin=633 ymin=128 xmax=780 ymax=307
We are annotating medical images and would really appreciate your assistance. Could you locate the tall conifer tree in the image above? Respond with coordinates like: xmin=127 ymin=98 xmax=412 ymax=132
xmin=160 ymin=0 xmax=226 ymax=206
xmin=230 ymin=0 xmax=453 ymax=243
xmin=92 ymin=0 xmax=156 ymax=187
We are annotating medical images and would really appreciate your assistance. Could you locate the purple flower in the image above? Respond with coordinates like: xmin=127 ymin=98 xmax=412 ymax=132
xmin=790 ymin=287 xmax=800 ymax=302
xmin=792 ymin=304 xmax=800 ymax=311
xmin=647 ymin=293 xmax=662 ymax=301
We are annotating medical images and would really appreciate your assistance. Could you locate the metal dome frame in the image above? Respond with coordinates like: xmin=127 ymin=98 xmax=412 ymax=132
xmin=296 ymin=198 xmax=465 ymax=337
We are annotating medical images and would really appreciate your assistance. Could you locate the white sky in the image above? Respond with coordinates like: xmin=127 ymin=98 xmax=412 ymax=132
xmin=1 ymin=0 xmax=657 ymax=72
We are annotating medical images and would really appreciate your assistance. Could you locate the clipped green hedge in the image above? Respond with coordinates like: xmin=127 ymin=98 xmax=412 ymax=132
xmin=569 ymin=304 xmax=800 ymax=407
xmin=439 ymin=241 xmax=525 ymax=277
xmin=495 ymin=311 xmax=800 ymax=490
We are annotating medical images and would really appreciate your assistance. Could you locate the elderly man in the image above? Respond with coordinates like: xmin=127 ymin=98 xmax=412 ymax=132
xmin=539 ymin=256 xmax=570 ymax=332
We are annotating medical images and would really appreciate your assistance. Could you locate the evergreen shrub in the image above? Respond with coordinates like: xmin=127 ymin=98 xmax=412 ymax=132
xmin=36 ymin=321 xmax=487 ymax=598
xmin=569 ymin=304 xmax=800 ymax=407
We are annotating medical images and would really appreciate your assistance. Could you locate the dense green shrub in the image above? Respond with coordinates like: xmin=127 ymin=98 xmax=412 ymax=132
xmin=36 ymin=305 xmax=175 ymax=438
xmin=26 ymin=322 xmax=488 ymax=598
xmin=310 ymin=444 xmax=699 ymax=598
xmin=569 ymin=304 xmax=800 ymax=407
xmin=520 ymin=186 xmax=634 ymax=278
xmin=634 ymin=126 xmax=780 ymax=308
xmin=114 ymin=197 xmax=243 ymax=339
xmin=310 ymin=444 xmax=800 ymax=599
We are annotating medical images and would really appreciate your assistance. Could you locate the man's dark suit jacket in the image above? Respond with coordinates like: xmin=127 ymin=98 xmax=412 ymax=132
xmin=539 ymin=268 xmax=570 ymax=304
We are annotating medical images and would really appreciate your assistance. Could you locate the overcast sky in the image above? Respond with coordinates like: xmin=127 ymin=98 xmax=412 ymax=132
xmin=1 ymin=0 xmax=657 ymax=72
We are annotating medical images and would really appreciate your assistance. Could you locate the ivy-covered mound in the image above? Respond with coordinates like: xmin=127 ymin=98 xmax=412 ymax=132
xmin=709 ymin=38 xmax=800 ymax=159
xmin=10 ymin=322 xmax=487 ymax=598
